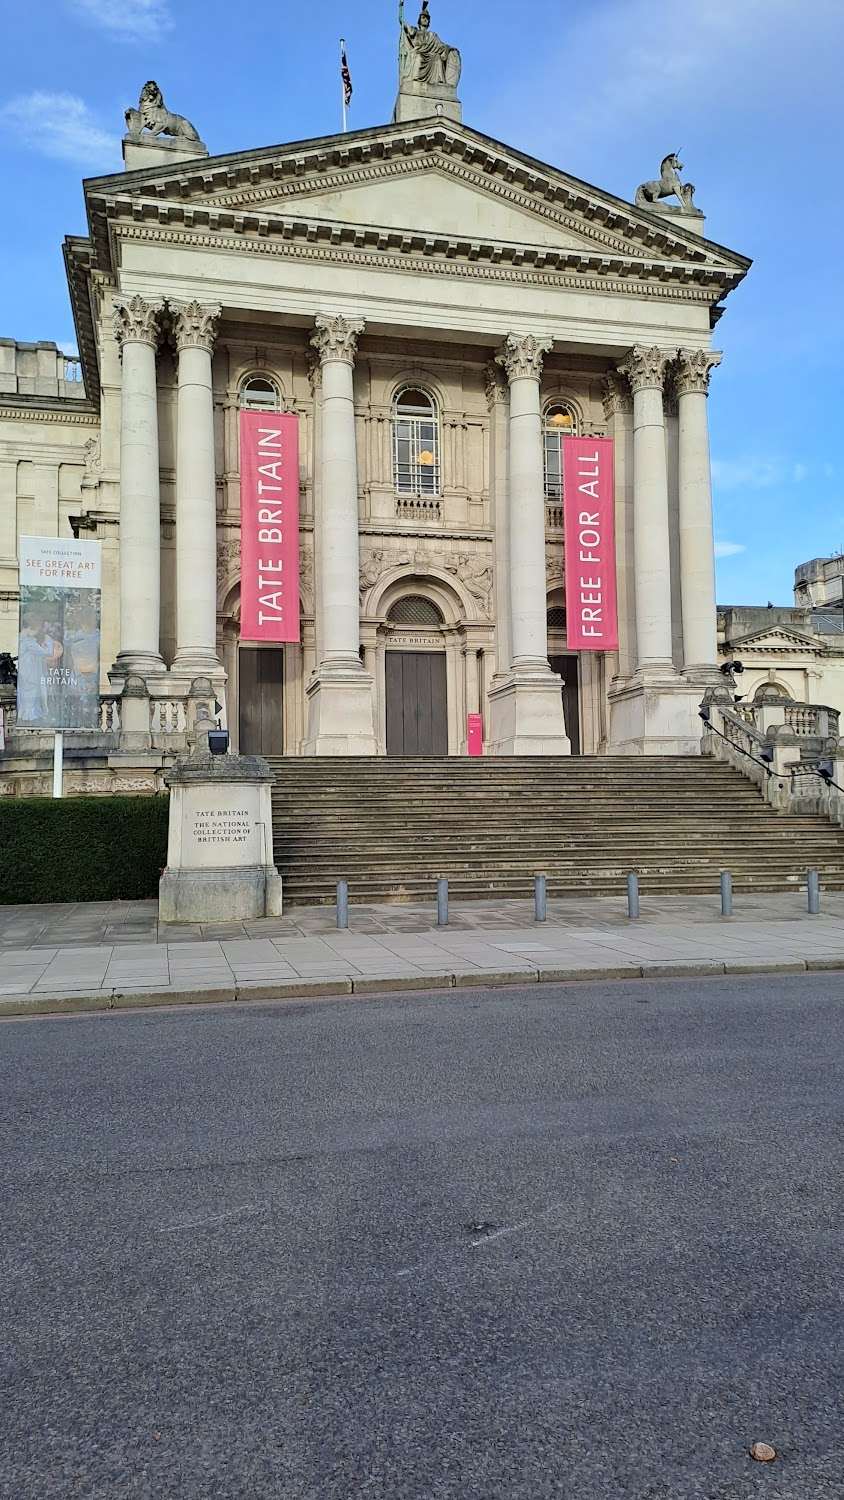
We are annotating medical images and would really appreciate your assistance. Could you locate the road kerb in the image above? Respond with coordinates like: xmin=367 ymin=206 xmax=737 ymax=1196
xmin=236 ymin=978 xmax=353 ymax=1002
xmin=805 ymin=957 xmax=844 ymax=972
xmin=723 ymin=960 xmax=807 ymax=975
xmin=538 ymin=965 xmax=639 ymax=984
xmin=111 ymin=985 xmax=236 ymax=1010
xmin=453 ymin=968 xmax=540 ymax=988
xmin=639 ymin=962 xmax=727 ymax=980
xmin=0 ymin=992 xmax=113 ymax=1019
xmin=351 ymin=973 xmax=456 ymax=995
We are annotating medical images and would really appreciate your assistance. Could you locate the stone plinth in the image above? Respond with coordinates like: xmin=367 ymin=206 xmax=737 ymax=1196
xmin=123 ymin=135 xmax=209 ymax=171
xmin=393 ymin=82 xmax=462 ymax=124
xmin=159 ymin=750 xmax=282 ymax=923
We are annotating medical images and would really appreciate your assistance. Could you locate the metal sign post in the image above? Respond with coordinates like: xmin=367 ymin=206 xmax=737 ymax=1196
xmin=52 ymin=730 xmax=63 ymax=799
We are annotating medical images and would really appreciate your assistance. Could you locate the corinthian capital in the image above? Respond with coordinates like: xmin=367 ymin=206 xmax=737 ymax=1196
xmin=602 ymin=370 xmax=632 ymax=419
xmin=311 ymin=314 xmax=365 ymax=366
xmin=170 ymin=299 xmax=222 ymax=353
xmin=113 ymin=294 xmax=164 ymax=352
xmin=496 ymin=332 xmax=553 ymax=383
xmin=618 ymin=345 xmax=672 ymax=395
xmin=675 ymin=348 xmax=722 ymax=397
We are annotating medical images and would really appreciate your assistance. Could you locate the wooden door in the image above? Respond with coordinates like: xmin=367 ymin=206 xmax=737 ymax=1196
xmin=549 ymin=654 xmax=581 ymax=755
xmin=386 ymin=651 xmax=448 ymax=756
xmin=238 ymin=648 xmax=284 ymax=756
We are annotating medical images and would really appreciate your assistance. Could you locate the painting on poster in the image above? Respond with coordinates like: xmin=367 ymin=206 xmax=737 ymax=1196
xmin=240 ymin=410 xmax=301 ymax=643
xmin=562 ymin=437 xmax=618 ymax=652
xmin=16 ymin=536 xmax=102 ymax=730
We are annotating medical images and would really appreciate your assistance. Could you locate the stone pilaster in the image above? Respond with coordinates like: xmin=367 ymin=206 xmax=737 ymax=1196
xmin=171 ymin=299 xmax=223 ymax=678
xmin=113 ymin=294 xmax=165 ymax=676
xmin=488 ymin=333 xmax=570 ymax=756
xmin=676 ymin=348 xmax=722 ymax=678
xmin=304 ymin=314 xmax=377 ymax=755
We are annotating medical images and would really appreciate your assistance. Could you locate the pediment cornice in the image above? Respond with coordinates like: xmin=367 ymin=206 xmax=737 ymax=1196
xmin=83 ymin=119 xmax=749 ymax=282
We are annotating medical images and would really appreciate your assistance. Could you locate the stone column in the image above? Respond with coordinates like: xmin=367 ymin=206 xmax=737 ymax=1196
xmin=113 ymin=295 xmax=165 ymax=675
xmin=618 ymin=346 xmax=675 ymax=675
xmin=304 ymin=315 xmax=377 ymax=755
xmin=171 ymin=301 xmax=223 ymax=676
xmin=676 ymin=348 xmax=722 ymax=677
xmin=488 ymin=334 xmax=570 ymax=755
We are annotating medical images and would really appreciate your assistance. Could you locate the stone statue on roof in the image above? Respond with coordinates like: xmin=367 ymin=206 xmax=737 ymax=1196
xmin=395 ymin=2 xmax=462 ymax=123
xmin=400 ymin=1 xmax=462 ymax=89
xmin=125 ymin=81 xmax=201 ymax=144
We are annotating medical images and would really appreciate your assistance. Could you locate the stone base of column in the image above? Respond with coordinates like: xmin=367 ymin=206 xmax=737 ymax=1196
xmin=113 ymin=649 xmax=166 ymax=678
xmin=170 ymin=651 xmax=224 ymax=678
xmin=607 ymin=674 xmax=705 ymax=755
xmin=487 ymin=668 xmax=571 ymax=756
xmin=304 ymin=663 xmax=378 ymax=756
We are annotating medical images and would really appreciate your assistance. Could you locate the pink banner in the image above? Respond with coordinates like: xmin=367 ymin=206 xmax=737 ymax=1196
xmin=562 ymin=436 xmax=618 ymax=652
xmin=467 ymin=713 xmax=483 ymax=757
xmin=240 ymin=410 xmax=300 ymax=643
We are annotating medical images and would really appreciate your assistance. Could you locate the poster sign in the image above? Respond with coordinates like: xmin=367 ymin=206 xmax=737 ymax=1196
xmin=467 ymin=713 xmax=483 ymax=757
xmin=562 ymin=437 xmax=618 ymax=652
xmin=240 ymin=410 xmax=300 ymax=643
xmin=16 ymin=536 xmax=102 ymax=729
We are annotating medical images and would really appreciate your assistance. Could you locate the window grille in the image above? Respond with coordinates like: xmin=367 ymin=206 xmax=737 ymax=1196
xmin=240 ymin=376 xmax=280 ymax=411
xmin=547 ymin=606 xmax=567 ymax=630
xmin=393 ymin=388 xmax=440 ymax=497
xmin=387 ymin=595 xmax=444 ymax=626
xmin=543 ymin=403 xmax=577 ymax=502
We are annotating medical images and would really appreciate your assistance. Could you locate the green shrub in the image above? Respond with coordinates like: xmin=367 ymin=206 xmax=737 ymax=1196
xmin=0 ymin=796 xmax=169 ymax=904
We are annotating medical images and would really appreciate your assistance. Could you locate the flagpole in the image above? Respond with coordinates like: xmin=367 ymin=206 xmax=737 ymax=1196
xmin=341 ymin=38 xmax=347 ymax=133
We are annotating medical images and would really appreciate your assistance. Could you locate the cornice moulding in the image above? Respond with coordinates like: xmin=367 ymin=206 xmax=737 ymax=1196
xmin=111 ymin=223 xmax=733 ymax=305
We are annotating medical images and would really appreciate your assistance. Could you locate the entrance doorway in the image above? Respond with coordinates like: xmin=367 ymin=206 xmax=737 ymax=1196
xmin=238 ymin=647 xmax=284 ymax=756
xmin=386 ymin=651 xmax=448 ymax=756
xmin=549 ymin=654 xmax=581 ymax=755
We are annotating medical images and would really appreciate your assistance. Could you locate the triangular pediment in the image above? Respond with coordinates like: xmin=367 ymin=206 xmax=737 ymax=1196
xmin=82 ymin=118 xmax=751 ymax=283
xmin=731 ymin=626 xmax=823 ymax=652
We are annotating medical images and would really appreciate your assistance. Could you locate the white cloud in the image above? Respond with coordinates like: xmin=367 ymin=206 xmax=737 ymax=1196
xmin=714 ymin=541 xmax=746 ymax=559
xmin=0 ymin=92 xmax=118 ymax=167
xmin=70 ymin=0 xmax=173 ymax=41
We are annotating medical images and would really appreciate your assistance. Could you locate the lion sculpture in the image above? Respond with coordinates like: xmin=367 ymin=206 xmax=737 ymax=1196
xmin=125 ymin=81 xmax=201 ymax=143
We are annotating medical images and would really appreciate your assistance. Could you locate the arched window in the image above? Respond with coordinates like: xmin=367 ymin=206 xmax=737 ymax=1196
xmin=547 ymin=605 xmax=567 ymax=630
xmin=387 ymin=595 xmax=444 ymax=626
xmin=393 ymin=388 xmax=440 ymax=497
xmin=240 ymin=376 xmax=281 ymax=411
xmin=543 ymin=403 xmax=578 ymax=503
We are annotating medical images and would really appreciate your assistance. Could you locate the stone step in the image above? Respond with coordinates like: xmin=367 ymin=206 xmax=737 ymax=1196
xmin=265 ymin=755 xmax=844 ymax=906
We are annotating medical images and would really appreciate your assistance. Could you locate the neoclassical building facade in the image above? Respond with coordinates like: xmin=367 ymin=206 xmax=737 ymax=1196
xmin=0 ymin=29 xmax=751 ymax=770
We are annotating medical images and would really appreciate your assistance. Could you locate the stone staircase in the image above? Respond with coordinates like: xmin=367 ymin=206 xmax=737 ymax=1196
xmin=266 ymin=756 xmax=844 ymax=906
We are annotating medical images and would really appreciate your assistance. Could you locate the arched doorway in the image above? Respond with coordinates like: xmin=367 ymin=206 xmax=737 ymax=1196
xmin=385 ymin=595 xmax=448 ymax=756
xmin=547 ymin=602 xmax=581 ymax=755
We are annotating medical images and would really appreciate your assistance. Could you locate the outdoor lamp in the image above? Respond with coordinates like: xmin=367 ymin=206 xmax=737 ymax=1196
xmin=698 ymin=704 xmax=711 ymax=723
xmin=818 ymin=758 xmax=834 ymax=783
xmin=760 ymin=745 xmax=774 ymax=765
xmin=208 ymin=729 xmax=229 ymax=755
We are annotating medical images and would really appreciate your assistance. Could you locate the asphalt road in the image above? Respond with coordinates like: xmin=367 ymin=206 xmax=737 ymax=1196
xmin=2 ymin=975 xmax=842 ymax=1499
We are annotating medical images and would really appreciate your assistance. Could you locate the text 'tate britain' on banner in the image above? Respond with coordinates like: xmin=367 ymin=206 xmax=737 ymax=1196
xmin=562 ymin=436 xmax=618 ymax=652
xmin=239 ymin=409 xmax=300 ymax=643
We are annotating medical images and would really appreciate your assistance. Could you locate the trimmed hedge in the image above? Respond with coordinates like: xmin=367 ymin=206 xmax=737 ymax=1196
xmin=0 ymin=796 xmax=169 ymax=904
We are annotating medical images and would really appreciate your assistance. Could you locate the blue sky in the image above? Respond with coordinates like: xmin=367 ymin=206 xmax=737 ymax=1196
xmin=1 ymin=0 xmax=841 ymax=604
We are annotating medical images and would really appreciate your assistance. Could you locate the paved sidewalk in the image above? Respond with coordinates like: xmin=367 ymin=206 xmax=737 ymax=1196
xmin=1 ymin=890 xmax=844 ymax=1016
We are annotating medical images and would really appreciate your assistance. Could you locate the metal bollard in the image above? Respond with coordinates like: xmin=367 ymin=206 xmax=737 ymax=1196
xmin=437 ymin=878 xmax=449 ymax=927
xmin=627 ymin=872 xmax=640 ymax=921
xmin=336 ymin=880 xmax=349 ymax=930
xmin=535 ymin=874 xmax=547 ymax=923
xmin=808 ymin=868 xmax=820 ymax=915
xmin=720 ymin=870 xmax=733 ymax=918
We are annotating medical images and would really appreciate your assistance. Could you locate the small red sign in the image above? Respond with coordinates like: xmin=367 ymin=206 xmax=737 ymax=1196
xmin=467 ymin=713 xmax=483 ymax=757
xmin=563 ymin=437 xmax=618 ymax=652
xmin=240 ymin=410 xmax=300 ymax=643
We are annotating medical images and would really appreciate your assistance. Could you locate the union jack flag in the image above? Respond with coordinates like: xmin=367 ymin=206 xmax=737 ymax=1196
xmin=341 ymin=41 xmax=353 ymax=108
